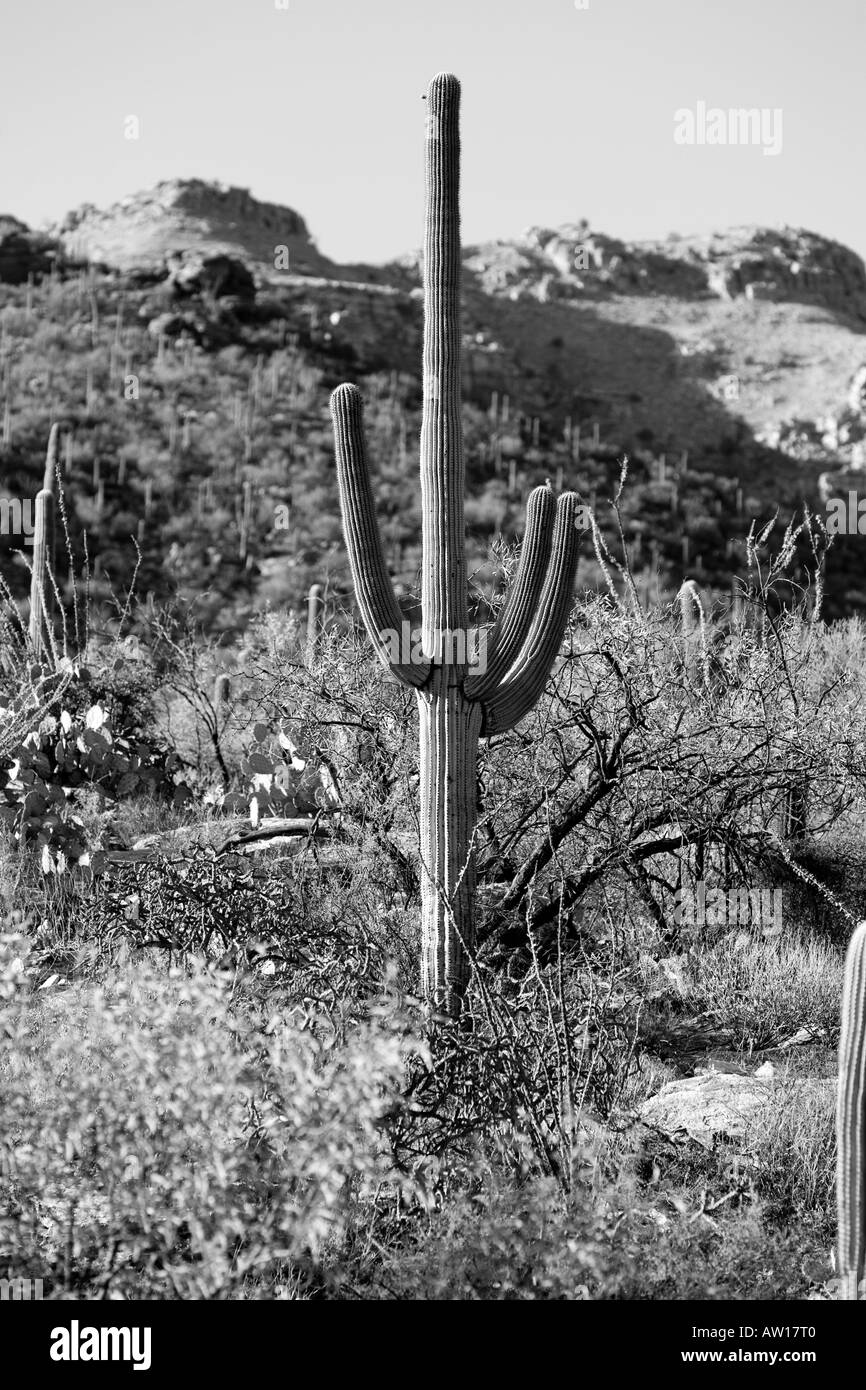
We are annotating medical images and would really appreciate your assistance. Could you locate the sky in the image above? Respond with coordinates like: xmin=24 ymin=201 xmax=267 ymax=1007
xmin=3 ymin=0 xmax=864 ymax=267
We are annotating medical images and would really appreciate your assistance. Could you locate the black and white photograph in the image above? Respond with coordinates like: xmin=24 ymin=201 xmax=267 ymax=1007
xmin=1 ymin=0 xmax=864 ymax=1355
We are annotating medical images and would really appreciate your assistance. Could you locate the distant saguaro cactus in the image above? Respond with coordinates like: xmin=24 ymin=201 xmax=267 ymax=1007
xmin=305 ymin=583 xmax=323 ymax=665
xmin=29 ymin=424 xmax=60 ymax=662
xmin=837 ymin=919 xmax=866 ymax=1300
xmin=330 ymin=74 xmax=580 ymax=1015
xmin=213 ymin=673 xmax=232 ymax=710
xmin=678 ymin=579 xmax=709 ymax=688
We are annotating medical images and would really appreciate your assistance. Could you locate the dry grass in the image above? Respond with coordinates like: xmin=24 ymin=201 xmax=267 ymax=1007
xmin=642 ymin=934 xmax=844 ymax=1052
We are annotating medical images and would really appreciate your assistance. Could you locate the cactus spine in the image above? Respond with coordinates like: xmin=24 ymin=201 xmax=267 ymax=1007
xmin=29 ymin=424 xmax=59 ymax=662
xmin=837 ymin=919 xmax=866 ymax=1300
xmin=330 ymin=74 xmax=580 ymax=1015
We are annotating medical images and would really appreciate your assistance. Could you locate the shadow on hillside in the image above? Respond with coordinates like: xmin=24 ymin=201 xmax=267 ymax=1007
xmin=461 ymin=292 xmax=789 ymax=483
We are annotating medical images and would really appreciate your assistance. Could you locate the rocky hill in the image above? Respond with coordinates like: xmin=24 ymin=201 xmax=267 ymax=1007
xmin=465 ymin=223 xmax=866 ymax=323
xmin=48 ymin=179 xmax=341 ymax=279
xmin=2 ymin=179 xmax=866 ymax=624
xmin=4 ymin=179 xmax=862 ymax=470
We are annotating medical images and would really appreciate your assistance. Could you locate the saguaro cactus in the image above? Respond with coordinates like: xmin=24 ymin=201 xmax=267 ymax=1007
xmin=213 ymin=672 xmax=232 ymax=711
xmin=678 ymin=578 xmax=709 ymax=688
xmin=837 ymin=919 xmax=866 ymax=1300
xmin=306 ymin=583 xmax=324 ymax=665
xmin=29 ymin=423 xmax=59 ymax=662
xmin=330 ymin=74 xmax=580 ymax=1015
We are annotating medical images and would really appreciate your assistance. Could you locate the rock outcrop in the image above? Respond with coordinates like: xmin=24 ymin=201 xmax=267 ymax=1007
xmin=640 ymin=1069 xmax=835 ymax=1149
xmin=167 ymin=249 xmax=256 ymax=304
xmin=16 ymin=177 xmax=866 ymax=500
xmin=50 ymin=179 xmax=339 ymax=279
xmin=0 ymin=215 xmax=58 ymax=284
xmin=640 ymin=1070 xmax=773 ymax=1147
xmin=461 ymin=223 xmax=866 ymax=324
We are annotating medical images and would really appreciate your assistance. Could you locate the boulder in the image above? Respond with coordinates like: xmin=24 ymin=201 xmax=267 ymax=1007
xmin=167 ymin=250 xmax=255 ymax=304
xmin=639 ymin=1069 xmax=836 ymax=1149
xmin=639 ymin=1071 xmax=772 ymax=1148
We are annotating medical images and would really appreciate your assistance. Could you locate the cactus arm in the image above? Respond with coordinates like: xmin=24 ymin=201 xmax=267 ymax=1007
xmin=837 ymin=919 xmax=866 ymax=1300
xmin=43 ymin=421 xmax=60 ymax=492
xmin=479 ymin=492 xmax=581 ymax=735
xmin=465 ymin=483 xmax=555 ymax=701
xmin=330 ymin=384 xmax=429 ymax=688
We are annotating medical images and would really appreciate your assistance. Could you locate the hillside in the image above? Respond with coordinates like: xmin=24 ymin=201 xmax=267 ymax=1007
xmin=2 ymin=179 xmax=866 ymax=630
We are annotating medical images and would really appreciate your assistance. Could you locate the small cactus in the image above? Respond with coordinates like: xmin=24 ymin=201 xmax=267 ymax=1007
xmin=213 ymin=673 xmax=232 ymax=709
xmin=237 ymin=479 xmax=253 ymax=561
xmin=29 ymin=424 xmax=59 ymax=662
xmin=678 ymin=578 xmax=709 ymax=688
xmin=676 ymin=579 xmax=713 ymax=893
xmin=305 ymin=583 xmax=324 ymax=665
xmin=837 ymin=919 xmax=866 ymax=1300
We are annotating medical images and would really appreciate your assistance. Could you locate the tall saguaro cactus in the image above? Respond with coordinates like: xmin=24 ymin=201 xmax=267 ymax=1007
xmin=29 ymin=423 xmax=59 ymax=662
xmin=838 ymin=919 xmax=866 ymax=1300
xmin=330 ymin=74 xmax=580 ymax=1015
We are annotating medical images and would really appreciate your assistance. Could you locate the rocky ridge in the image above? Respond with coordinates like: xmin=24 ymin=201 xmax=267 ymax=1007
xmin=460 ymin=222 xmax=866 ymax=325
xmin=47 ymin=179 xmax=340 ymax=279
xmin=3 ymin=179 xmax=866 ymax=480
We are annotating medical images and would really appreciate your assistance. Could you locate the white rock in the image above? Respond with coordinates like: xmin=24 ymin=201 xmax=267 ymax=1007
xmin=640 ymin=1072 xmax=772 ymax=1149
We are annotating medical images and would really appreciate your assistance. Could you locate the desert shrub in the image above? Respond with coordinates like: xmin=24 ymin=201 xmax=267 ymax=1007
xmin=351 ymin=1160 xmax=827 ymax=1300
xmin=0 ymin=933 xmax=423 ymax=1298
xmin=788 ymin=824 xmax=866 ymax=935
xmin=57 ymin=638 xmax=162 ymax=737
xmin=246 ymin=610 xmax=418 ymax=832
xmin=361 ymin=1168 xmax=608 ymax=1299
xmin=78 ymin=845 xmax=417 ymax=1004
xmin=466 ymin=582 xmax=866 ymax=963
